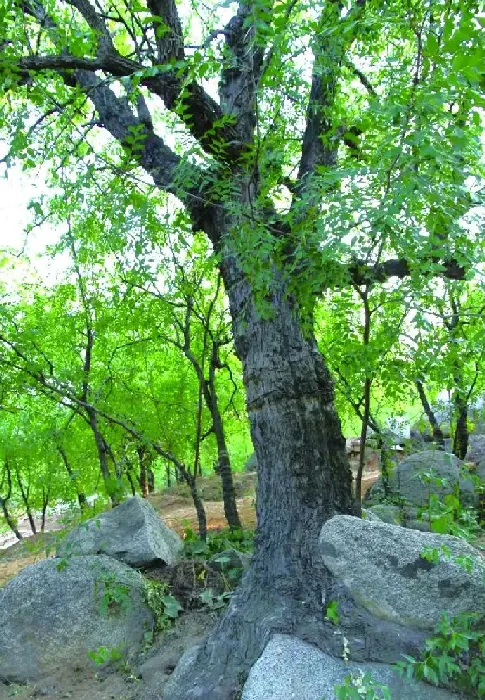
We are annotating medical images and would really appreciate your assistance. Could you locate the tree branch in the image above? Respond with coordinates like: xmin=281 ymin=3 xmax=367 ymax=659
xmin=18 ymin=0 xmax=241 ymax=162
xmin=347 ymin=256 xmax=466 ymax=287
xmin=296 ymin=0 xmax=367 ymax=190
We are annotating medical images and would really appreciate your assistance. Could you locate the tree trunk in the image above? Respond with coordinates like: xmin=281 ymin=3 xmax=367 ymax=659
xmin=57 ymin=445 xmax=88 ymax=511
xmin=126 ymin=468 xmax=137 ymax=496
xmin=147 ymin=467 xmax=155 ymax=493
xmin=209 ymin=378 xmax=242 ymax=529
xmin=86 ymin=407 xmax=119 ymax=505
xmin=165 ymin=463 xmax=172 ymax=488
xmin=355 ymin=377 xmax=371 ymax=510
xmin=16 ymin=467 xmax=36 ymax=535
xmin=169 ymin=264 xmax=354 ymax=699
xmin=41 ymin=488 xmax=49 ymax=532
xmin=187 ymin=335 xmax=242 ymax=528
xmin=452 ymin=380 xmax=469 ymax=460
xmin=0 ymin=496 xmax=22 ymax=540
xmin=415 ymin=380 xmax=445 ymax=447
xmin=138 ymin=446 xmax=155 ymax=496
xmin=137 ymin=445 xmax=149 ymax=497
xmin=185 ymin=471 xmax=207 ymax=541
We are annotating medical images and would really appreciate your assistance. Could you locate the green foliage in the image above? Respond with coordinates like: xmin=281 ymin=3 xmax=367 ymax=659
xmin=142 ymin=579 xmax=183 ymax=641
xmin=334 ymin=672 xmax=391 ymax=700
xmin=87 ymin=644 xmax=124 ymax=667
xmin=397 ymin=612 xmax=485 ymax=697
xmin=419 ymin=492 xmax=482 ymax=540
xmin=413 ymin=467 xmax=483 ymax=541
xmin=94 ymin=572 xmax=132 ymax=618
xmin=198 ymin=588 xmax=232 ymax=610
xmin=325 ymin=600 xmax=340 ymax=625
xmin=182 ymin=525 xmax=254 ymax=559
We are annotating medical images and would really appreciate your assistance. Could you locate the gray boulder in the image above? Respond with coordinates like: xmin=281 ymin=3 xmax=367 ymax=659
xmin=244 ymin=453 xmax=258 ymax=472
xmin=0 ymin=555 xmax=154 ymax=683
xmin=365 ymin=450 xmax=476 ymax=508
xmin=466 ymin=434 xmax=485 ymax=465
xmin=366 ymin=504 xmax=402 ymax=525
xmin=319 ymin=515 xmax=485 ymax=631
xmin=57 ymin=495 xmax=182 ymax=568
xmin=241 ymin=635 xmax=458 ymax=700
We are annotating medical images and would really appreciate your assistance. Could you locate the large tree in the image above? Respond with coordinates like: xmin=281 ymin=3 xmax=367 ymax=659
xmin=0 ymin=0 xmax=483 ymax=696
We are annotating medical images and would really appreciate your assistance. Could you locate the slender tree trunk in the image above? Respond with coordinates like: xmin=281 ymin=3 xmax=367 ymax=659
xmin=0 ymin=461 xmax=22 ymax=540
xmin=0 ymin=497 xmax=22 ymax=541
xmin=41 ymin=488 xmax=49 ymax=532
xmin=126 ymin=468 xmax=137 ymax=496
xmin=209 ymin=375 xmax=242 ymax=529
xmin=147 ymin=467 xmax=155 ymax=493
xmin=355 ymin=288 xmax=371 ymax=509
xmin=415 ymin=380 xmax=445 ymax=447
xmin=356 ymin=376 xmax=371 ymax=510
xmin=86 ymin=407 xmax=119 ymax=505
xmin=452 ymin=376 xmax=469 ymax=460
xmin=137 ymin=445 xmax=149 ymax=497
xmin=16 ymin=467 xmax=36 ymax=535
xmin=170 ymin=262 xmax=354 ymax=699
xmin=149 ymin=446 xmax=207 ymax=539
xmin=57 ymin=445 xmax=88 ymax=511
xmin=186 ymin=335 xmax=242 ymax=528
xmin=185 ymin=471 xmax=207 ymax=541
xmin=165 ymin=463 xmax=172 ymax=488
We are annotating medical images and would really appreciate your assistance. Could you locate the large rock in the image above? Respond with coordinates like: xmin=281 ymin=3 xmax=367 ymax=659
xmin=476 ymin=460 xmax=485 ymax=482
xmin=319 ymin=515 xmax=485 ymax=631
xmin=241 ymin=635 xmax=458 ymax=700
xmin=365 ymin=504 xmax=402 ymax=525
xmin=0 ymin=555 xmax=154 ymax=683
xmin=57 ymin=495 xmax=182 ymax=568
xmin=364 ymin=450 xmax=476 ymax=508
xmin=466 ymin=434 xmax=485 ymax=465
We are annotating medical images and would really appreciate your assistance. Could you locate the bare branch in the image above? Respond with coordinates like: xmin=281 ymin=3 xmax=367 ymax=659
xmin=344 ymin=59 xmax=378 ymax=98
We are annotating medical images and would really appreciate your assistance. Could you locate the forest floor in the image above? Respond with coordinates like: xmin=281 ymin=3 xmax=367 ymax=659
xmin=0 ymin=467 xmax=379 ymax=700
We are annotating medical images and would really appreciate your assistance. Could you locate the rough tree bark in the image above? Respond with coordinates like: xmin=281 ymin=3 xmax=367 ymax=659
xmin=163 ymin=248 xmax=354 ymax=697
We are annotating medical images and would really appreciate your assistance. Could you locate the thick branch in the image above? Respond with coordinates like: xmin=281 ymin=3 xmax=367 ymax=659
xmin=348 ymin=256 xmax=466 ymax=287
xmin=146 ymin=0 xmax=184 ymax=62
xmin=17 ymin=53 xmax=137 ymax=75
xmin=219 ymin=2 xmax=267 ymax=145
xmin=19 ymin=0 xmax=240 ymax=162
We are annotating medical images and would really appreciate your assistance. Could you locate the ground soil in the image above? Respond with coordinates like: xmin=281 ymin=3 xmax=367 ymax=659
xmin=0 ymin=466 xmax=379 ymax=700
